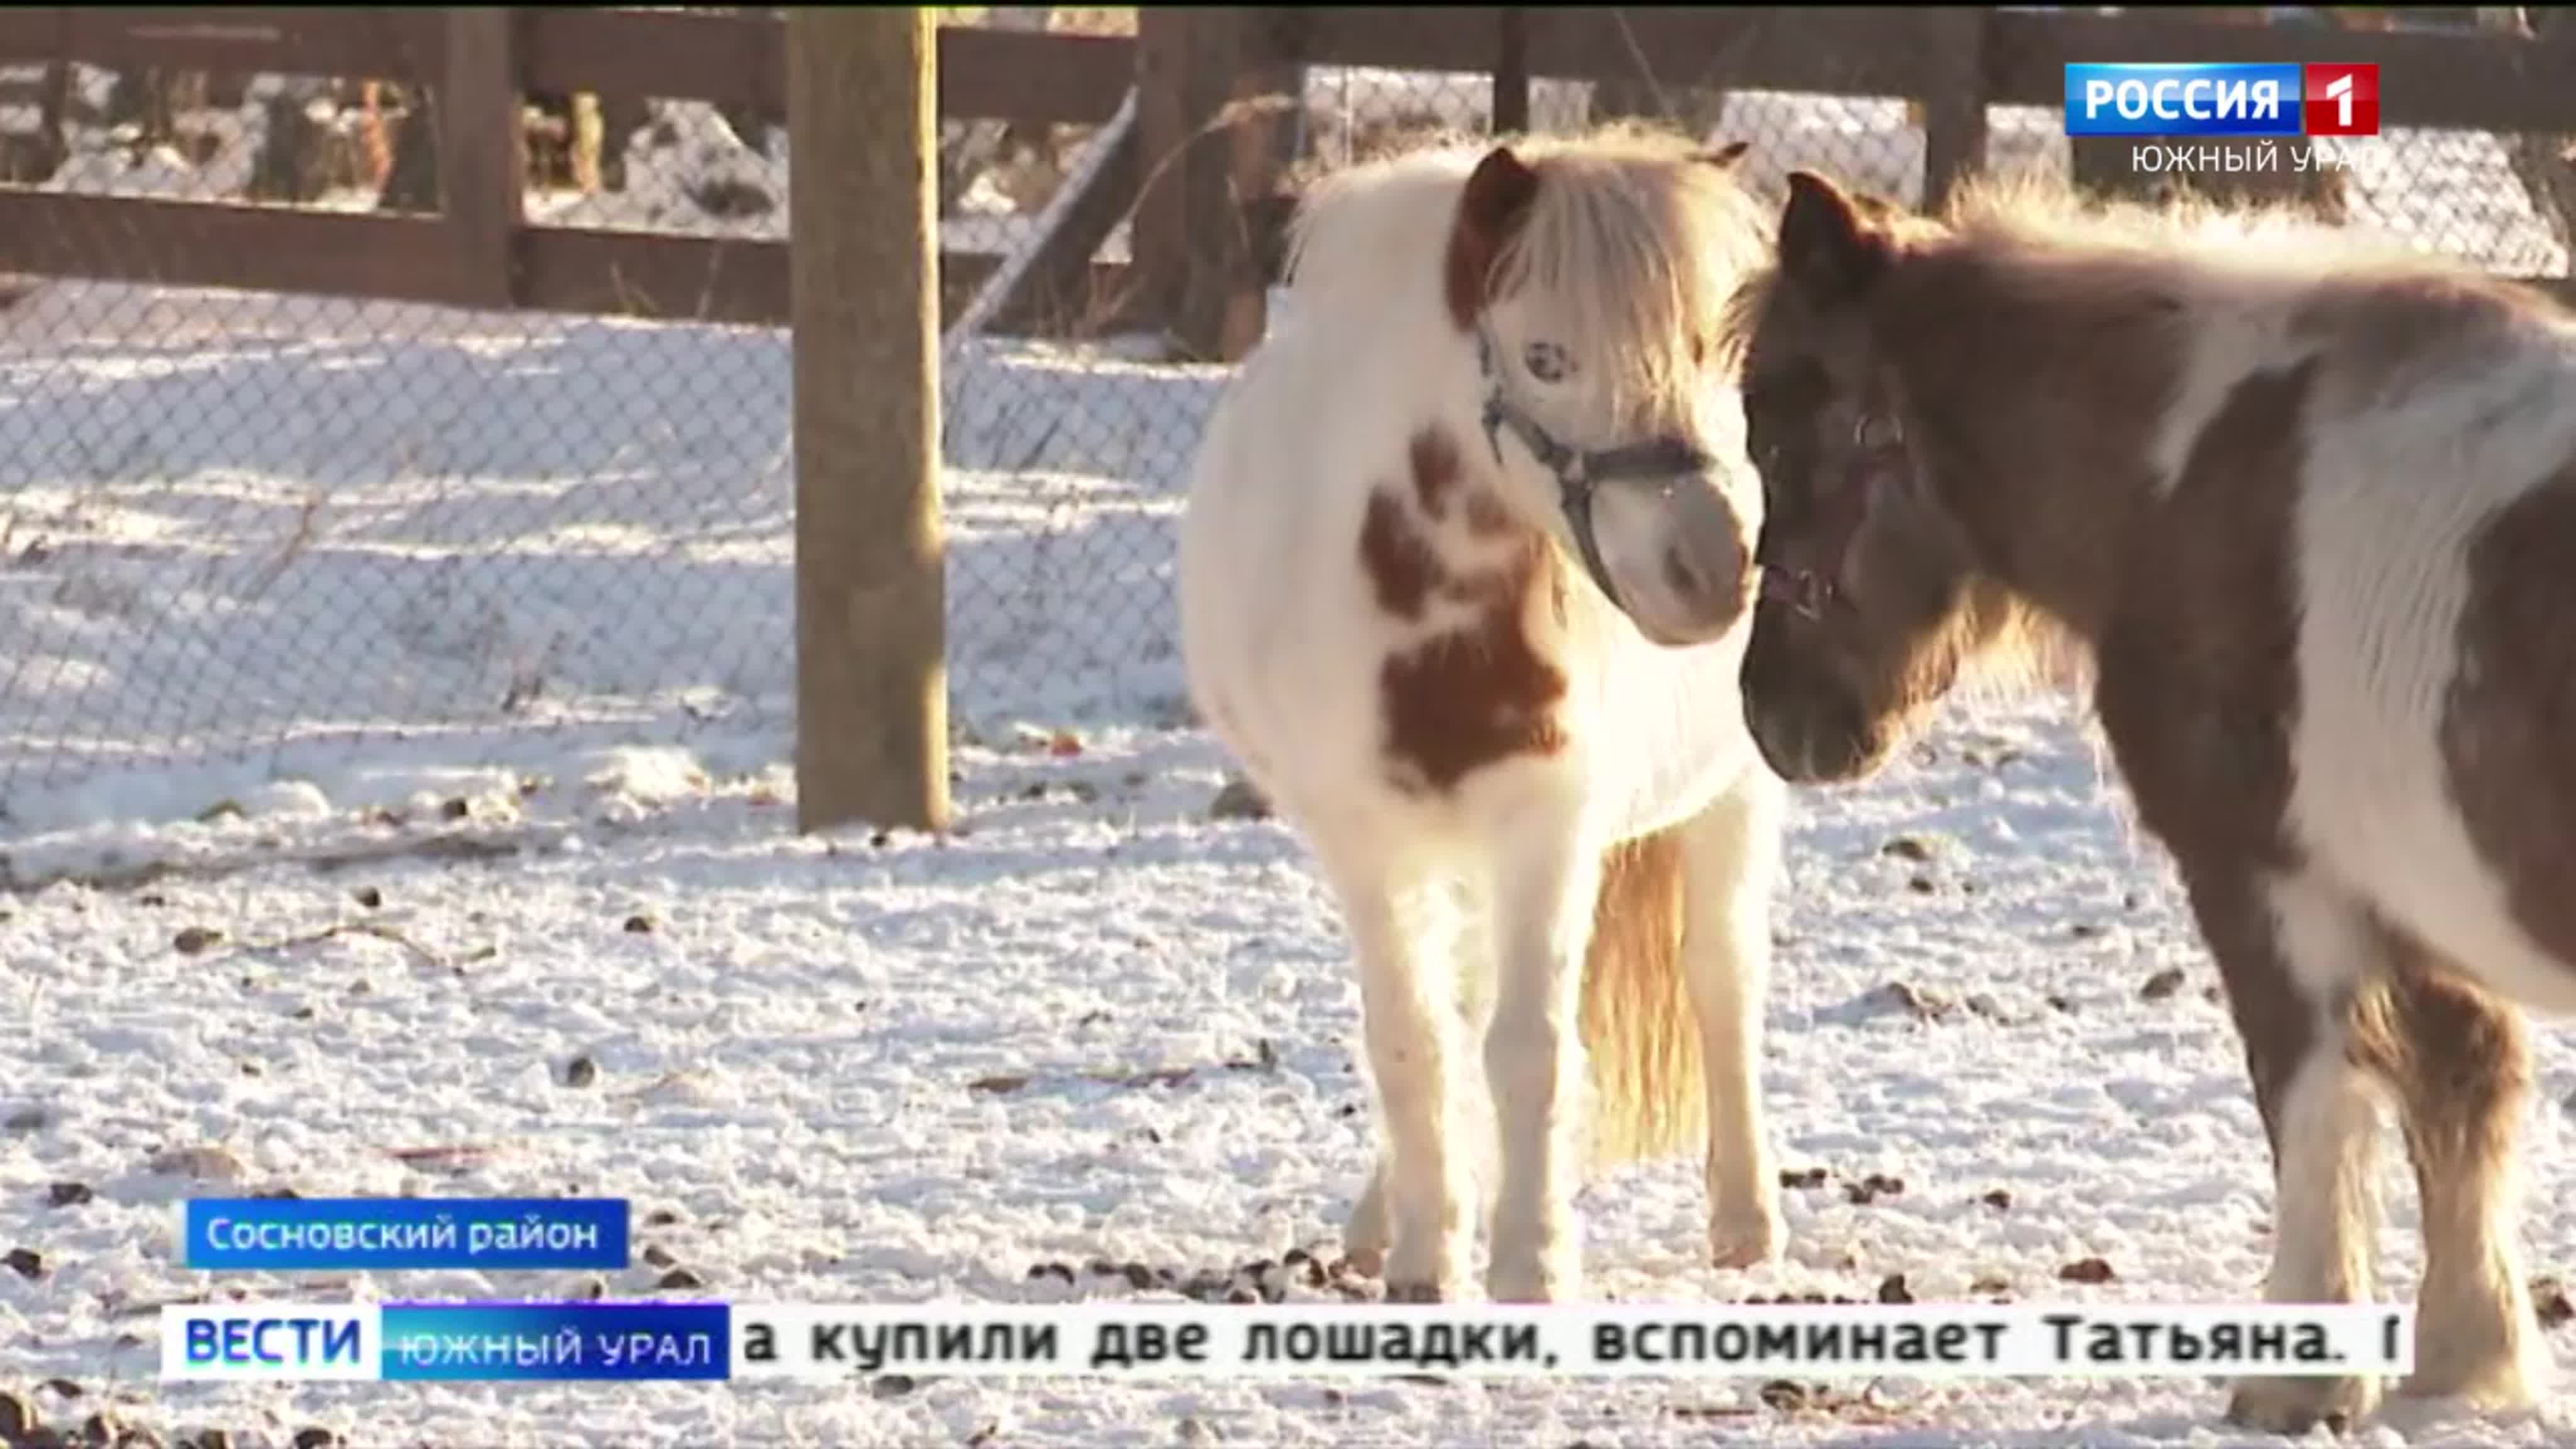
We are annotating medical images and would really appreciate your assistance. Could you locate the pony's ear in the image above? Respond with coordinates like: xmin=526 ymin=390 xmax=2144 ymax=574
xmin=1698 ymin=139 xmax=1751 ymax=169
xmin=1447 ymin=145 xmax=1543 ymax=326
xmin=1779 ymin=170 xmax=1890 ymax=303
xmin=1460 ymin=145 xmax=1541 ymax=238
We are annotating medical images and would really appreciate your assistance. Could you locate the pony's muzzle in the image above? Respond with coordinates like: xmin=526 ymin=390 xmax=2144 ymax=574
xmin=1587 ymin=472 xmax=1752 ymax=648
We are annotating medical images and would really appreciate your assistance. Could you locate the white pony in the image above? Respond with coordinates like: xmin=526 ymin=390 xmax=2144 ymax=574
xmin=1179 ymin=125 xmax=1789 ymax=1302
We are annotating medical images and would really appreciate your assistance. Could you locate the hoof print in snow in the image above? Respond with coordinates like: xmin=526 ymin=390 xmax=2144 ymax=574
xmin=641 ymin=1244 xmax=677 ymax=1269
xmin=6 ymin=1246 xmax=46 ymax=1279
xmin=562 ymin=1055 xmax=599 ymax=1089
xmin=352 ymin=886 xmax=382 ymax=910
xmin=970 ymin=1074 xmax=1030 ymax=1096
xmin=148 ymin=1145 xmax=248 ymax=1182
xmin=622 ymin=915 xmax=653 ymax=935
xmin=1970 ymin=1273 xmax=2013 ymax=1297
xmin=1757 ymin=1380 xmax=1809 ymax=1412
xmin=46 ymin=1182 xmax=92 ymax=1208
xmin=2533 ymin=1277 xmax=2574 ymax=1329
xmin=2139 ymin=967 xmax=2187 ymax=1001
xmin=1873 ymin=981 xmax=1951 ymax=1022
xmin=292 ymin=1430 xmax=343 ymax=1449
xmin=1026 ymin=1262 xmax=1076 ymax=1285
xmin=173 ymin=926 xmax=223 ymax=956
xmin=870 ymin=1374 xmax=918 ymax=1399
xmin=4 ymin=1107 xmax=45 ymax=1134
xmin=655 ymin=1267 xmax=707 ymax=1290
xmin=1880 ymin=834 xmax=1937 ymax=862
xmin=1209 ymin=778 xmax=1272 ymax=821
xmin=1843 ymin=1174 xmax=1904 ymax=1206
xmin=440 ymin=799 xmax=471 ymax=821
xmin=1876 ymin=1274 xmax=1914 ymax=1304
xmin=1981 ymin=1188 xmax=2012 ymax=1210
xmin=644 ymin=1209 xmax=680 ymax=1228
xmin=2058 ymin=1257 xmax=2116 ymax=1284
xmin=1779 ymin=1166 xmax=1829 ymax=1191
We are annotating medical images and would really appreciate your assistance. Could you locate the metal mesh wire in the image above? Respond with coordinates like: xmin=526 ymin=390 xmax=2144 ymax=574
xmin=1 ymin=8 xmax=2568 ymax=830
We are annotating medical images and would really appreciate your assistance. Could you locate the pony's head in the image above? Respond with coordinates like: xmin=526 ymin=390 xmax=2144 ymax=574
xmin=1723 ymin=170 xmax=2021 ymax=782
xmin=1436 ymin=128 xmax=1772 ymax=647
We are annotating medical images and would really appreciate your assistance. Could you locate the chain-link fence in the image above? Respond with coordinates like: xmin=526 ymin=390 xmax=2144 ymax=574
xmin=0 ymin=53 xmax=799 ymax=835
xmin=1 ymin=6 xmax=2568 ymax=840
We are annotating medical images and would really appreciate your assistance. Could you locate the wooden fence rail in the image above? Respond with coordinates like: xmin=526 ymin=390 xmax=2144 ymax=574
xmin=0 ymin=5 xmax=2565 ymax=342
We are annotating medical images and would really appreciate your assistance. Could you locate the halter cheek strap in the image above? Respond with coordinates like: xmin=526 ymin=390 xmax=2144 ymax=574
xmin=1473 ymin=327 xmax=1717 ymax=612
xmin=1755 ymin=368 xmax=1913 ymax=620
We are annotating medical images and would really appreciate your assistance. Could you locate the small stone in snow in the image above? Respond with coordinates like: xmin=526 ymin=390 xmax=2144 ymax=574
xmin=6 ymin=1246 xmax=45 ymax=1279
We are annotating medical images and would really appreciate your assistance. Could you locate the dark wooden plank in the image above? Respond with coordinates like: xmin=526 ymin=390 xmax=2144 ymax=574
xmin=523 ymin=11 xmax=1130 ymax=126
xmin=939 ymin=26 xmax=1133 ymax=125
xmin=519 ymin=226 xmax=787 ymax=326
xmin=0 ymin=191 xmax=465 ymax=304
xmin=1528 ymin=6 xmax=1945 ymax=96
xmin=984 ymin=113 xmax=1140 ymax=338
xmin=1291 ymin=7 xmax=1947 ymax=97
xmin=521 ymin=6 xmax=782 ymax=114
xmin=0 ymin=8 xmax=437 ymax=82
xmin=441 ymin=8 xmax=520 ymax=311
xmin=1987 ymin=11 xmax=2576 ymax=133
xmin=1286 ymin=7 xmax=1506 ymax=75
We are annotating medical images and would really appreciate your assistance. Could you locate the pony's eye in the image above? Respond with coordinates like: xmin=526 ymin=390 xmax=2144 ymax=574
xmin=1522 ymin=341 xmax=1572 ymax=382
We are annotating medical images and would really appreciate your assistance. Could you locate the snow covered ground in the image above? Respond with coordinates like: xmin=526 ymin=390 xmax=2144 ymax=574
xmin=4 ymin=79 xmax=2576 ymax=1449
xmin=8 ymin=697 xmax=2576 ymax=1447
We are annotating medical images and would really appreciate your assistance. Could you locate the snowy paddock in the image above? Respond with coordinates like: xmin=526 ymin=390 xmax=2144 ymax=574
xmin=5 ymin=85 xmax=2576 ymax=1449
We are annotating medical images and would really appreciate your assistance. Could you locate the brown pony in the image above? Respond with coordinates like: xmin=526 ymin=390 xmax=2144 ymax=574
xmin=1724 ymin=165 xmax=2576 ymax=1433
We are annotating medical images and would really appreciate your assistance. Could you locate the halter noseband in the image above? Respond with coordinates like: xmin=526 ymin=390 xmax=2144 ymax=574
xmin=1473 ymin=326 xmax=1718 ymax=613
xmin=1755 ymin=368 xmax=1913 ymax=621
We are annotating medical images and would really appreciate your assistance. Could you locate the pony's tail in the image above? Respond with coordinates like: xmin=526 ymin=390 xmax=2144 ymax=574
xmin=1577 ymin=827 xmax=1707 ymax=1169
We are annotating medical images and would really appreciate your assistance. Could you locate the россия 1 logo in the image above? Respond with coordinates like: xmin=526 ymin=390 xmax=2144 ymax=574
xmin=2063 ymin=62 xmax=2380 ymax=138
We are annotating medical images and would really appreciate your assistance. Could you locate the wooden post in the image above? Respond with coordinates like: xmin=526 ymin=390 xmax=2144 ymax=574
xmin=1219 ymin=10 xmax=1298 ymax=358
xmin=442 ymin=8 xmax=521 ymax=309
xmin=789 ymin=6 xmax=951 ymax=835
xmin=1917 ymin=8 xmax=1989 ymax=213
xmin=1494 ymin=9 xmax=1530 ymax=136
xmin=1135 ymin=7 xmax=1250 ymax=360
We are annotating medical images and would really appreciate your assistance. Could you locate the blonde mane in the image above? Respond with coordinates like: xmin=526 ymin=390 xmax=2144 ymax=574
xmin=1284 ymin=123 xmax=1775 ymax=420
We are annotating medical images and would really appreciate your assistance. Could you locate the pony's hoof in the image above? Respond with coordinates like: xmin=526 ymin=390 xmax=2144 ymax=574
xmin=1485 ymin=1256 xmax=1580 ymax=1304
xmin=1707 ymin=1208 xmax=1783 ymax=1270
xmin=2226 ymin=1373 xmax=2380 ymax=1436
xmin=2397 ymin=1353 xmax=2543 ymax=1415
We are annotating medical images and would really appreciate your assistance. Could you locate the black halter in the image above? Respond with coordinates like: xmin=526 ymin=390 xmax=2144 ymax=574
xmin=1472 ymin=326 xmax=1719 ymax=611
xmin=1755 ymin=368 xmax=1913 ymax=620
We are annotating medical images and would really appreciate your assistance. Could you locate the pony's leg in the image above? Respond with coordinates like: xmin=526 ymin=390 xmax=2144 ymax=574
xmin=1481 ymin=792 xmax=1601 ymax=1304
xmin=2370 ymin=955 xmax=2545 ymax=1410
xmin=1677 ymin=768 xmax=1785 ymax=1269
xmin=1314 ymin=842 xmax=1472 ymax=1301
xmin=1343 ymin=1158 xmax=1391 ymax=1277
xmin=2198 ymin=865 xmax=2388 ymax=1434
